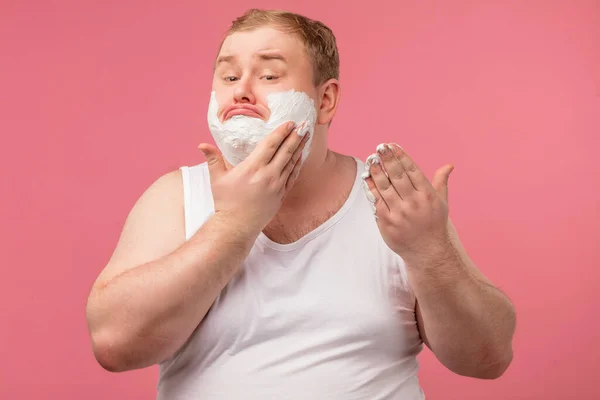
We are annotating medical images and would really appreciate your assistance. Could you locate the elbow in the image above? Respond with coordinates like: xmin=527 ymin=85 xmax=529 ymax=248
xmin=438 ymin=340 xmax=514 ymax=380
xmin=460 ymin=346 xmax=514 ymax=380
xmin=95 ymin=353 xmax=129 ymax=373
xmin=87 ymin=314 xmax=131 ymax=371
xmin=95 ymin=354 xmax=128 ymax=373
xmin=90 ymin=331 xmax=133 ymax=373
xmin=89 ymin=327 xmax=170 ymax=372
xmin=473 ymin=354 xmax=513 ymax=380
xmin=477 ymin=353 xmax=513 ymax=379
xmin=88 ymin=322 xmax=156 ymax=373
xmin=86 ymin=297 xmax=146 ymax=372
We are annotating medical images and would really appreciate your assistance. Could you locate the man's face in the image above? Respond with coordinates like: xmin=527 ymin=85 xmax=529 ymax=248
xmin=212 ymin=26 xmax=318 ymax=123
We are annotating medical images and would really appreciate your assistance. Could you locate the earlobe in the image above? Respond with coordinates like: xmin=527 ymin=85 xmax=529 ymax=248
xmin=317 ymin=79 xmax=340 ymax=125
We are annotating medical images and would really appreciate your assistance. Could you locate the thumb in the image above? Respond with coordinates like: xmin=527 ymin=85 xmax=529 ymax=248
xmin=198 ymin=143 xmax=226 ymax=180
xmin=432 ymin=164 xmax=454 ymax=203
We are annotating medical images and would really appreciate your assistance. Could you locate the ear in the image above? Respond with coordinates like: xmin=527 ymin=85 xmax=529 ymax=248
xmin=317 ymin=79 xmax=341 ymax=125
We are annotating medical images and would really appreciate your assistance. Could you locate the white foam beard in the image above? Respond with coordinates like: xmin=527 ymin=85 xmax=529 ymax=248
xmin=207 ymin=89 xmax=318 ymax=166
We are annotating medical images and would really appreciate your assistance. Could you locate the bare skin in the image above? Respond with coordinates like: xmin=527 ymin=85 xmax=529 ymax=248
xmin=364 ymin=143 xmax=516 ymax=378
xmin=86 ymin=26 xmax=515 ymax=378
xmin=85 ymin=26 xmax=346 ymax=372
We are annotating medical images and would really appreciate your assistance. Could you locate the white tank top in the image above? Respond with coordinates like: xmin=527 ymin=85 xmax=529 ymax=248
xmin=157 ymin=158 xmax=425 ymax=399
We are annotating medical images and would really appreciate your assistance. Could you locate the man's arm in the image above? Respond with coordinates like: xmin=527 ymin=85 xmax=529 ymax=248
xmin=85 ymin=170 xmax=259 ymax=372
xmin=362 ymin=142 xmax=515 ymax=379
xmin=412 ymin=219 xmax=516 ymax=379
xmin=86 ymin=121 xmax=308 ymax=372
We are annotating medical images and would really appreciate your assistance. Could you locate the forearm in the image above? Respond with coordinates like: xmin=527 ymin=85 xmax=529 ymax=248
xmin=86 ymin=212 xmax=258 ymax=371
xmin=406 ymin=245 xmax=516 ymax=378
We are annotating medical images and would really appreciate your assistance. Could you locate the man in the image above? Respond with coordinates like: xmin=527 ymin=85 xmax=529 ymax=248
xmin=85 ymin=9 xmax=516 ymax=399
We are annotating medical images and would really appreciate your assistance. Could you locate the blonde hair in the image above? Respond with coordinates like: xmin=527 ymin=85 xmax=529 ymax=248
xmin=222 ymin=9 xmax=340 ymax=86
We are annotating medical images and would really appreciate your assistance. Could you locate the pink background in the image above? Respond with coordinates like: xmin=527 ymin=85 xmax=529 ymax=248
xmin=1 ymin=1 xmax=599 ymax=399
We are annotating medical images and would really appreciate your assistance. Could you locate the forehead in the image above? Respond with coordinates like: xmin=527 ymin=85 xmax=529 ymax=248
xmin=218 ymin=26 xmax=306 ymax=60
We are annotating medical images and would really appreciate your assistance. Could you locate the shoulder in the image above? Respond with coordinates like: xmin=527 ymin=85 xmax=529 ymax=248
xmin=135 ymin=168 xmax=184 ymax=210
xmin=154 ymin=168 xmax=183 ymax=189
xmin=144 ymin=162 xmax=208 ymax=204
xmin=127 ymin=167 xmax=188 ymax=230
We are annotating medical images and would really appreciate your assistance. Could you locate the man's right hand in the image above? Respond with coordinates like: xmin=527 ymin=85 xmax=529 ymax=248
xmin=87 ymin=122 xmax=308 ymax=371
xmin=198 ymin=121 xmax=309 ymax=235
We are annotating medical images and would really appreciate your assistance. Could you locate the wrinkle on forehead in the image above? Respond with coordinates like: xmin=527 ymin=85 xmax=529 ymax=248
xmin=218 ymin=26 xmax=304 ymax=58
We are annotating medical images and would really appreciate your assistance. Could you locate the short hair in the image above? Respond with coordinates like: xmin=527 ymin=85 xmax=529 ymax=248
xmin=221 ymin=9 xmax=340 ymax=86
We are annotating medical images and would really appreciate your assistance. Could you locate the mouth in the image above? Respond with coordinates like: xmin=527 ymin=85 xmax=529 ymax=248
xmin=224 ymin=108 xmax=263 ymax=120
xmin=222 ymin=105 xmax=265 ymax=121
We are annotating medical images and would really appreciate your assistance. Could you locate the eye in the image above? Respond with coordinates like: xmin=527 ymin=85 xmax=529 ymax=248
xmin=262 ymin=75 xmax=278 ymax=81
xmin=223 ymin=76 xmax=238 ymax=82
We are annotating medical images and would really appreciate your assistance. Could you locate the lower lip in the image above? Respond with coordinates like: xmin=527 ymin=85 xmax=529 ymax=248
xmin=226 ymin=109 xmax=263 ymax=119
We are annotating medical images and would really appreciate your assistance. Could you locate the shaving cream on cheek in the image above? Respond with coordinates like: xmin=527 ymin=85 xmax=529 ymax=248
xmin=207 ymin=89 xmax=318 ymax=166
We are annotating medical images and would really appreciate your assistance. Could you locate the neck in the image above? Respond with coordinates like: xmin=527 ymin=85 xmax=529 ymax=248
xmin=221 ymin=130 xmax=354 ymax=219
xmin=278 ymin=146 xmax=339 ymax=214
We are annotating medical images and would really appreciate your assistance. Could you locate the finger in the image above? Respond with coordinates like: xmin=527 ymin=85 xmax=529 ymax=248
xmin=388 ymin=143 xmax=429 ymax=191
xmin=432 ymin=164 xmax=454 ymax=204
xmin=285 ymin=150 xmax=305 ymax=191
xmin=366 ymin=153 xmax=400 ymax=210
xmin=198 ymin=143 xmax=226 ymax=181
xmin=281 ymin=131 xmax=309 ymax=182
xmin=376 ymin=143 xmax=414 ymax=199
xmin=270 ymin=121 xmax=308 ymax=172
xmin=362 ymin=174 xmax=389 ymax=215
xmin=247 ymin=121 xmax=296 ymax=165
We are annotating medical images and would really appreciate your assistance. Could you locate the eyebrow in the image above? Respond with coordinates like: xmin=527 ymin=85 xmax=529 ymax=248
xmin=215 ymin=51 xmax=287 ymax=67
xmin=216 ymin=55 xmax=235 ymax=65
xmin=256 ymin=51 xmax=287 ymax=62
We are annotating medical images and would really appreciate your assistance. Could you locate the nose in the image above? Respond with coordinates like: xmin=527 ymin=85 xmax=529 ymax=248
xmin=233 ymin=79 xmax=256 ymax=104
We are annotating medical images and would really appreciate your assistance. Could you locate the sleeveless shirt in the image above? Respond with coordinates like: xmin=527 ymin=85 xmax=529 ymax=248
xmin=157 ymin=158 xmax=425 ymax=399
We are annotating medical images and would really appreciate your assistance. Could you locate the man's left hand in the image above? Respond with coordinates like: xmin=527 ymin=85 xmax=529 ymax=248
xmin=363 ymin=143 xmax=455 ymax=261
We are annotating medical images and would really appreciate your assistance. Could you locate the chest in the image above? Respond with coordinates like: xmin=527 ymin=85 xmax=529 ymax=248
xmin=189 ymin=232 xmax=419 ymax=369
xmin=263 ymin=200 xmax=343 ymax=245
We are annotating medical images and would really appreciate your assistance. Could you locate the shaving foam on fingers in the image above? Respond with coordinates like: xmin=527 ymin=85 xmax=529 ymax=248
xmin=365 ymin=154 xmax=380 ymax=168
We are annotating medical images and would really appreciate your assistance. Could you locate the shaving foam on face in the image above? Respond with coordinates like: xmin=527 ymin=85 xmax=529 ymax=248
xmin=207 ymin=89 xmax=318 ymax=166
